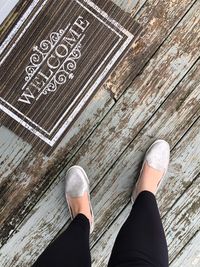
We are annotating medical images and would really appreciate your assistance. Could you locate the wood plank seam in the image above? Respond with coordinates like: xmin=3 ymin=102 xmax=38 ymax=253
xmin=127 ymin=0 xmax=197 ymax=94
xmin=170 ymin=110 xmax=200 ymax=150
xmin=109 ymin=0 xmax=197 ymax=99
xmin=91 ymin=0 xmax=198 ymax=120
xmin=170 ymin=230 xmax=200 ymax=266
xmin=163 ymin=171 xmax=200 ymax=220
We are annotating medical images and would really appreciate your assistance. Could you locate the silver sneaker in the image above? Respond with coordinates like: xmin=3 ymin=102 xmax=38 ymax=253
xmin=131 ymin=139 xmax=170 ymax=203
xmin=65 ymin=165 xmax=94 ymax=233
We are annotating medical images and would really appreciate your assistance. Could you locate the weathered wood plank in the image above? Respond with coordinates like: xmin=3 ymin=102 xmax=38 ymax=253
xmin=164 ymin=176 xmax=200 ymax=262
xmin=158 ymin=121 xmax=200 ymax=215
xmin=0 ymin=45 xmax=199 ymax=267
xmin=91 ymin=175 xmax=200 ymax=266
xmin=0 ymin=126 xmax=31 ymax=181
xmin=105 ymin=0 xmax=196 ymax=99
xmin=112 ymin=0 xmax=146 ymax=14
xmin=170 ymin=231 xmax=200 ymax=267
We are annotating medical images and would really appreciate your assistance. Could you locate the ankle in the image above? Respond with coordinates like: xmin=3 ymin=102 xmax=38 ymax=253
xmin=78 ymin=211 xmax=92 ymax=223
xmin=72 ymin=205 xmax=92 ymax=222
xmin=135 ymin=181 xmax=153 ymax=198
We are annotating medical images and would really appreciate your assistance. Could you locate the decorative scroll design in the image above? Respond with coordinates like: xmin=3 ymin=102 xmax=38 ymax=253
xmin=37 ymin=41 xmax=82 ymax=99
xmin=24 ymin=28 xmax=68 ymax=83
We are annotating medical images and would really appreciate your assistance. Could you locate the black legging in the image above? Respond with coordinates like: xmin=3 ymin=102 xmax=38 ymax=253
xmin=32 ymin=191 xmax=169 ymax=267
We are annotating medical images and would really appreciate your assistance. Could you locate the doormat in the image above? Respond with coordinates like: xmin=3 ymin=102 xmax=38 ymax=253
xmin=0 ymin=0 xmax=141 ymax=149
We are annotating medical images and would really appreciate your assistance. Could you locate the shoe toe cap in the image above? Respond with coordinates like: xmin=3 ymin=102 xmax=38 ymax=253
xmin=146 ymin=140 xmax=170 ymax=171
xmin=65 ymin=166 xmax=89 ymax=197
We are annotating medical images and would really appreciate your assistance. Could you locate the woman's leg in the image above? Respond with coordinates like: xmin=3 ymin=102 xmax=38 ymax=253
xmin=108 ymin=140 xmax=170 ymax=267
xmin=33 ymin=164 xmax=94 ymax=267
xmin=32 ymin=213 xmax=91 ymax=267
xmin=107 ymin=191 xmax=168 ymax=267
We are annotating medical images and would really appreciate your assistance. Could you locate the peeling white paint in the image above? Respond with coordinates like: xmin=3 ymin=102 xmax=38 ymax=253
xmin=170 ymin=54 xmax=191 ymax=74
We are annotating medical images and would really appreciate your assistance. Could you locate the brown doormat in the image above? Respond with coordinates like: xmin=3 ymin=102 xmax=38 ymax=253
xmin=0 ymin=0 xmax=141 ymax=150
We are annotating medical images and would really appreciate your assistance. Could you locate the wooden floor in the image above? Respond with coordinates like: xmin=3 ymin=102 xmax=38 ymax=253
xmin=0 ymin=0 xmax=200 ymax=266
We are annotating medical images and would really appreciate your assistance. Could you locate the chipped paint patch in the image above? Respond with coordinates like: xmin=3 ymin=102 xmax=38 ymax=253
xmin=170 ymin=54 xmax=191 ymax=73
